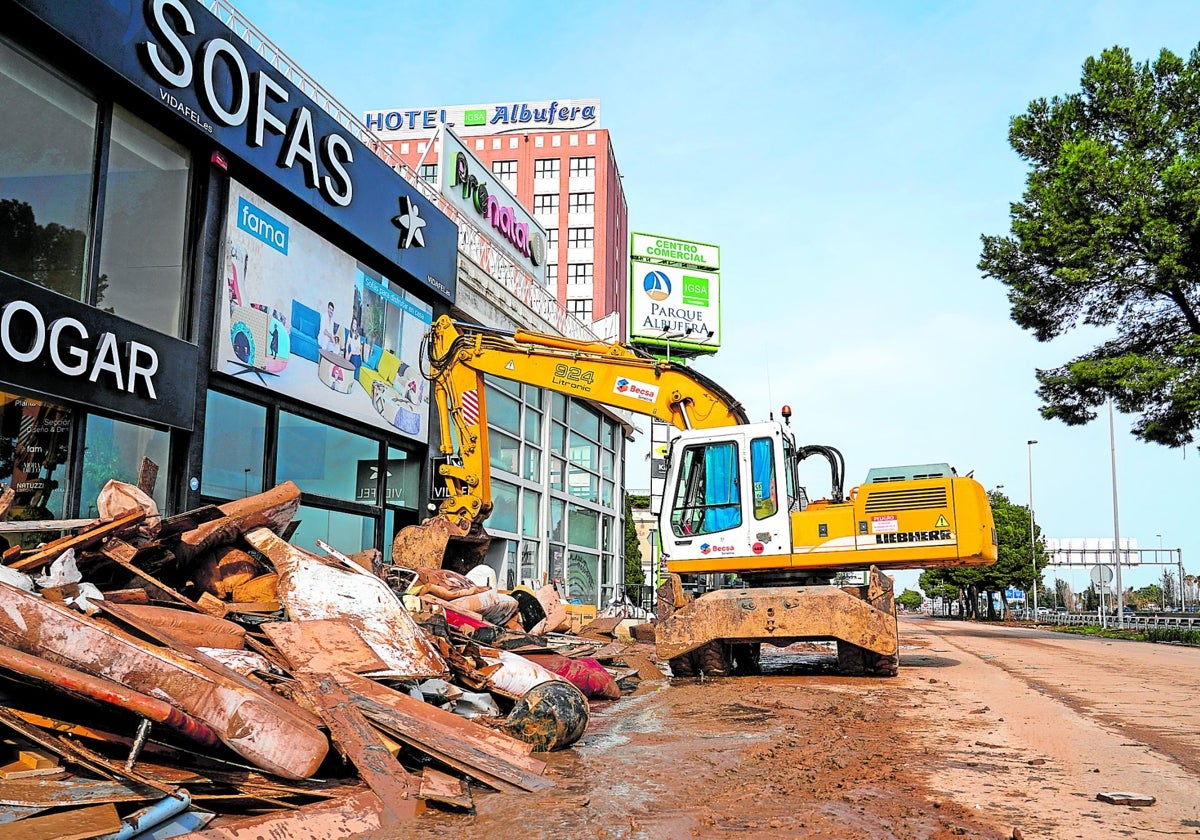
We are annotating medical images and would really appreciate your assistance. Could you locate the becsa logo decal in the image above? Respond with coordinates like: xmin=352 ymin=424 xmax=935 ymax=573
xmin=699 ymin=543 xmax=735 ymax=555
xmin=613 ymin=377 xmax=659 ymax=403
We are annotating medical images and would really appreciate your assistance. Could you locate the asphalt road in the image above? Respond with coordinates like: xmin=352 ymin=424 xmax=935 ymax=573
xmin=381 ymin=617 xmax=1200 ymax=839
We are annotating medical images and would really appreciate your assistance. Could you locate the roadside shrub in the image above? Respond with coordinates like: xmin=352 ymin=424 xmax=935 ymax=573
xmin=1144 ymin=627 xmax=1200 ymax=645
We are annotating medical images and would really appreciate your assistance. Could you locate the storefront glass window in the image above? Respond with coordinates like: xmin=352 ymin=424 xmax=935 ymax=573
xmin=80 ymin=414 xmax=169 ymax=514
xmin=384 ymin=446 xmax=419 ymax=510
xmin=201 ymin=391 xmax=266 ymax=500
xmin=485 ymin=384 xmax=521 ymax=435
xmin=523 ymin=407 xmax=541 ymax=444
xmin=567 ymin=550 xmax=599 ymax=604
xmin=569 ymin=401 xmax=600 ymax=441
xmin=490 ymin=478 xmax=519 ymax=533
xmin=0 ymin=393 xmax=72 ymax=521
xmin=568 ymin=503 xmax=599 ymax=549
xmin=0 ymin=39 xmax=95 ymax=299
xmin=276 ymin=411 xmax=376 ymax=500
xmin=291 ymin=504 xmax=372 ymax=555
xmin=523 ymin=447 xmax=541 ymax=482
xmin=96 ymin=106 xmax=191 ymax=337
xmin=522 ymin=488 xmax=540 ymax=536
xmin=489 ymin=429 xmax=520 ymax=475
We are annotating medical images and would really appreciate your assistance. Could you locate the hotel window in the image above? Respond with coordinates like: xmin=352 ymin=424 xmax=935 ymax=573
xmin=545 ymin=263 xmax=558 ymax=286
xmin=492 ymin=159 xmax=517 ymax=180
xmin=533 ymin=194 xmax=559 ymax=214
xmin=568 ymin=192 xmax=594 ymax=212
xmin=567 ymin=263 xmax=592 ymax=284
xmin=534 ymin=158 xmax=560 ymax=178
xmin=546 ymin=228 xmax=558 ymax=248
xmin=567 ymin=298 xmax=592 ymax=320
xmin=567 ymin=227 xmax=593 ymax=248
xmin=569 ymin=156 xmax=595 ymax=177
xmin=418 ymin=163 xmax=437 ymax=184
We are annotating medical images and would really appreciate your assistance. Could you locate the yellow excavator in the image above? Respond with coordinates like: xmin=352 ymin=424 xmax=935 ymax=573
xmin=393 ymin=316 xmax=997 ymax=676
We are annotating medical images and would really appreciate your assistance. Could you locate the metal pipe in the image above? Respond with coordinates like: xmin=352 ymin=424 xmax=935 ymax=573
xmin=97 ymin=789 xmax=191 ymax=840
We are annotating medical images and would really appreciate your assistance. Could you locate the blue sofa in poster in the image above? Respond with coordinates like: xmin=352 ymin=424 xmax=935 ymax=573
xmin=290 ymin=300 xmax=320 ymax=362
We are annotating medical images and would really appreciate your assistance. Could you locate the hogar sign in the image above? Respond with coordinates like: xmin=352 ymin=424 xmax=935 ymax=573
xmin=453 ymin=153 xmax=545 ymax=268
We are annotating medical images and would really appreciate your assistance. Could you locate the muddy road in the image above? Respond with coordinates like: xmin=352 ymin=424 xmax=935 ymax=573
xmin=394 ymin=617 xmax=1200 ymax=839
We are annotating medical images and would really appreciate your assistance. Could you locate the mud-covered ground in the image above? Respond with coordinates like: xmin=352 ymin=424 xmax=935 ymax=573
xmin=381 ymin=616 xmax=1200 ymax=839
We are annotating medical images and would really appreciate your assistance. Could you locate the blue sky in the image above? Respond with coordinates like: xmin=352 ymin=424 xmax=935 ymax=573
xmin=229 ymin=0 xmax=1199 ymax=599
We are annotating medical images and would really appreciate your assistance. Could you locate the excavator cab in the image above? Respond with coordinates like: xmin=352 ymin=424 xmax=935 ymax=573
xmin=659 ymin=421 xmax=794 ymax=575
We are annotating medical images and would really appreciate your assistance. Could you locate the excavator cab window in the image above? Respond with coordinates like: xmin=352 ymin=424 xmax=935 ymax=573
xmin=750 ymin=437 xmax=778 ymax=519
xmin=783 ymin=436 xmax=803 ymax=512
xmin=670 ymin=441 xmax=743 ymax=537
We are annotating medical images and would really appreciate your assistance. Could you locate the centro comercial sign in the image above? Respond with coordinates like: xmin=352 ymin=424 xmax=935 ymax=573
xmin=632 ymin=234 xmax=720 ymax=269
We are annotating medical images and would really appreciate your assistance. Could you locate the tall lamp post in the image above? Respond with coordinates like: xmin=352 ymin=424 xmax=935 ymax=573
xmin=1109 ymin=398 xmax=1124 ymax=629
xmin=1027 ymin=440 xmax=1038 ymax=620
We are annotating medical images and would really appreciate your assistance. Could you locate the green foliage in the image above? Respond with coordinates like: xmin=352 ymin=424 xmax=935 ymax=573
xmin=1133 ymin=583 xmax=1163 ymax=608
xmin=920 ymin=490 xmax=1047 ymax=619
xmin=623 ymin=493 xmax=646 ymax=587
xmin=980 ymin=45 xmax=1200 ymax=446
xmin=1145 ymin=626 xmax=1200 ymax=645
xmin=896 ymin=589 xmax=923 ymax=611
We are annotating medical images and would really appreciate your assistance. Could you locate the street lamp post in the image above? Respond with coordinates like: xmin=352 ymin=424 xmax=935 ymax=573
xmin=1027 ymin=440 xmax=1038 ymax=621
xmin=1109 ymin=398 xmax=1124 ymax=629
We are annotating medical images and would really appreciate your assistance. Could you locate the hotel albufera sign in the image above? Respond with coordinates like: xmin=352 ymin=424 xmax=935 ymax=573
xmin=629 ymin=233 xmax=721 ymax=355
xmin=365 ymin=99 xmax=601 ymax=139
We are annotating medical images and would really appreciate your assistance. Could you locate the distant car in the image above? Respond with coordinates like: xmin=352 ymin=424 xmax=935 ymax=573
xmin=1054 ymin=607 xmax=1068 ymax=614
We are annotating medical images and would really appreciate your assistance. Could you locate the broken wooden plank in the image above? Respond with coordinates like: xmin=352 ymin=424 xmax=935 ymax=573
xmin=8 ymin=512 xmax=143 ymax=571
xmin=0 ymin=708 xmax=173 ymax=795
xmin=0 ymin=750 xmax=61 ymax=780
xmin=335 ymin=675 xmax=550 ymax=793
xmin=0 ymin=582 xmax=328 ymax=780
xmin=169 ymin=788 xmax=385 ymax=839
xmin=136 ymin=456 xmax=159 ymax=496
xmin=0 ymin=801 xmax=122 ymax=840
xmin=618 ymin=653 xmax=667 ymax=682
xmin=0 ymin=519 xmax=94 ymax=534
xmin=261 ymin=620 xmax=389 ymax=676
xmin=419 ymin=766 xmax=473 ymax=811
xmin=292 ymin=672 xmax=419 ymax=826
xmin=244 ymin=527 xmax=446 ymax=679
xmin=175 ymin=482 xmax=302 ymax=562
xmin=0 ymin=777 xmax=149 ymax=808
xmin=98 ymin=538 xmax=217 ymax=615
xmin=336 ymin=671 xmax=536 ymax=761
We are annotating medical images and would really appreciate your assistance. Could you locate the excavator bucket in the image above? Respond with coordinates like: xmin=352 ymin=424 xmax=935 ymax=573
xmin=391 ymin=515 xmax=492 ymax=574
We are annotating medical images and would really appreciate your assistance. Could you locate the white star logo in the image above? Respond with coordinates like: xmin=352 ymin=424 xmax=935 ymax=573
xmin=392 ymin=195 xmax=426 ymax=249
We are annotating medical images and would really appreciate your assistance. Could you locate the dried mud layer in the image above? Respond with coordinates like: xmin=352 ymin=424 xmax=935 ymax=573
xmin=373 ymin=616 xmax=1200 ymax=839
xmin=393 ymin=643 xmax=1008 ymax=839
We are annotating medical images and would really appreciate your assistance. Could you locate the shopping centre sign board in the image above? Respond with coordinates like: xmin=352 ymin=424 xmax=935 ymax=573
xmin=628 ymin=232 xmax=721 ymax=354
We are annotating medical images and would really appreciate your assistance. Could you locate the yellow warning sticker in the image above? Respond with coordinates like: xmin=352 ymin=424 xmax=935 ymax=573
xmin=935 ymin=515 xmax=950 ymax=528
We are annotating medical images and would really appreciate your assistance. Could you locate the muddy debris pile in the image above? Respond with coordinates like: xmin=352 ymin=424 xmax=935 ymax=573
xmin=0 ymin=478 xmax=665 ymax=837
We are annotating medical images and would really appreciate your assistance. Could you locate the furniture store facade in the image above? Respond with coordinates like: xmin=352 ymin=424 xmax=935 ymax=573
xmin=0 ymin=0 xmax=631 ymax=606
xmin=0 ymin=0 xmax=457 ymax=557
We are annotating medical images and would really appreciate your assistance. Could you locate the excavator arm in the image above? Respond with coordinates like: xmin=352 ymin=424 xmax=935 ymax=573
xmin=393 ymin=316 xmax=747 ymax=571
